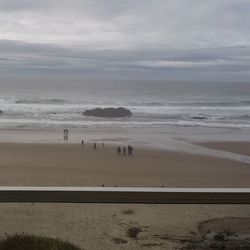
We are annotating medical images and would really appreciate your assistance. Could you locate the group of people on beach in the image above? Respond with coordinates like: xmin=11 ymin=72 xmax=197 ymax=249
xmin=64 ymin=129 xmax=134 ymax=156
xmin=117 ymin=145 xmax=133 ymax=156
xmin=81 ymin=139 xmax=134 ymax=156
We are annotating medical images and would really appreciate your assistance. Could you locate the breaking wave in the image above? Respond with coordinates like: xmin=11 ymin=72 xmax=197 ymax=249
xmin=15 ymin=98 xmax=69 ymax=104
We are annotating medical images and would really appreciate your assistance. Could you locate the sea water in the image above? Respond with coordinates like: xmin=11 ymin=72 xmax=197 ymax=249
xmin=0 ymin=80 xmax=249 ymax=129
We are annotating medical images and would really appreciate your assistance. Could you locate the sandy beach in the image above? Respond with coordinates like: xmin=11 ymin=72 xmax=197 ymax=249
xmin=0 ymin=141 xmax=249 ymax=187
xmin=0 ymin=131 xmax=249 ymax=249
xmin=0 ymin=203 xmax=249 ymax=250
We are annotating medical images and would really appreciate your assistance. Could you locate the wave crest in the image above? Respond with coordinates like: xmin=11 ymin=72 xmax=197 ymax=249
xmin=15 ymin=99 xmax=69 ymax=104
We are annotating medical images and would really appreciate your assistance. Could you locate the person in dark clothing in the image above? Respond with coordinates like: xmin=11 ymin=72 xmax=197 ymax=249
xmin=123 ymin=147 xmax=126 ymax=155
xmin=81 ymin=140 xmax=84 ymax=145
xmin=117 ymin=146 xmax=121 ymax=155
xmin=127 ymin=145 xmax=133 ymax=155
xmin=63 ymin=128 xmax=69 ymax=141
xmin=93 ymin=142 xmax=97 ymax=149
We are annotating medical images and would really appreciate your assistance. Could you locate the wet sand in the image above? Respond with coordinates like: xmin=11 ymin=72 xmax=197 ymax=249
xmin=0 ymin=142 xmax=249 ymax=187
xmin=196 ymin=141 xmax=250 ymax=156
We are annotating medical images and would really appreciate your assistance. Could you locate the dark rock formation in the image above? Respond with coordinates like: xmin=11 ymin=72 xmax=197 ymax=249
xmin=83 ymin=107 xmax=132 ymax=118
xmin=192 ymin=116 xmax=207 ymax=120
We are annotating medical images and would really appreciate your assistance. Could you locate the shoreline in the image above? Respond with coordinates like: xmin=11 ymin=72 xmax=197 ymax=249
xmin=0 ymin=125 xmax=249 ymax=144
xmin=0 ymin=126 xmax=250 ymax=164
xmin=196 ymin=141 xmax=250 ymax=156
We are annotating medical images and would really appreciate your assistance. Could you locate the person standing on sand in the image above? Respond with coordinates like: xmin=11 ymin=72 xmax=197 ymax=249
xmin=117 ymin=146 xmax=121 ymax=155
xmin=63 ymin=128 xmax=69 ymax=141
xmin=65 ymin=128 xmax=69 ymax=136
xmin=63 ymin=129 xmax=68 ymax=141
xmin=81 ymin=140 xmax=84 ymax=145
xmin=128 ymin=145 xmax=133 ymax=155
xmin=64 ymin=134 xmax=68 ymax=141
xmin=93 ymin=142 xmax=97 ymax=149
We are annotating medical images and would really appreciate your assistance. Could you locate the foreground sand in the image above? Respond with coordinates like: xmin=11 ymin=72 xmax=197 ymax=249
xmin=0 ymin=142 xmax=249 ymax=187
xmin=0 ymin=203 xmax=249 ymax=249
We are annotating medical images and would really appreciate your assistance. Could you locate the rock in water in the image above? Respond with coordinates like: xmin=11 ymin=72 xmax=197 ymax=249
xmin=192 ymin=116 xmax=207 ymax=120
xmin=83 ymin=107 xmax=132 ymax=118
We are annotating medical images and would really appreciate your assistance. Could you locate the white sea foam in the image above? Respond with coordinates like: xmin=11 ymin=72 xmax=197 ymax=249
xmin=0 ymin=81 xmax=249 ymax=129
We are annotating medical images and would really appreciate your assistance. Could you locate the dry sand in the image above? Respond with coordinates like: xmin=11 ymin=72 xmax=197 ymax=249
xmin=0 ymin=203 xmax=249 ymax=250
xmin=0 ymin=142 xmax=249 ymax=187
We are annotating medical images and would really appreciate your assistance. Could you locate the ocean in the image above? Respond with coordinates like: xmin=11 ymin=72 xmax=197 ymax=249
xmin=0 ymin=80 xmax=249 ymax=129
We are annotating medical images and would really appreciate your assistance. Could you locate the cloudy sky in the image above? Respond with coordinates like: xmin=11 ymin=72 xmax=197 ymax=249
xmin=0 ymin=0 xmax=250 ymax=81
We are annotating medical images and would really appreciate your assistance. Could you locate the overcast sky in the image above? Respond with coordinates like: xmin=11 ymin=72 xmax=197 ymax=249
xmin=1 ymin=0 xmax=250 ymax=81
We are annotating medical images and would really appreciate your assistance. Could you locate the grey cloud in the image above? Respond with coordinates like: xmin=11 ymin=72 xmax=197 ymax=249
xmin=1 ymin=1 xmax=250 ymax=50
xmin=0 ymin=1 xmax=250 ymax=80
xmin=1 ymin=40 xmax=250 ymax=79
xmin=0 ymin=0 xmax=46 ymax=11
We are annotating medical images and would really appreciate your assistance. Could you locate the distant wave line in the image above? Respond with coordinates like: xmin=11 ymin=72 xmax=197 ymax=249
xmin=15 ymin=98 xmax=69 ymax=104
